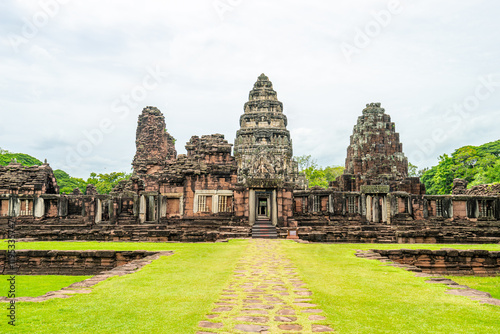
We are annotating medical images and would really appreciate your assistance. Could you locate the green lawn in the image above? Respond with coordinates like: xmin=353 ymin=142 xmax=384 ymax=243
xmin=447 ymin=276 xmax=500 ymax=299
xmin=282 ymin=242 xmax=500 ymax=334
xmin=0 ymin=275 xmax=91 ymax=298
xmin=0 ymin=240 xmax=247 ymax=334
xmin=1 ymin=240 xmax=499 ymax=333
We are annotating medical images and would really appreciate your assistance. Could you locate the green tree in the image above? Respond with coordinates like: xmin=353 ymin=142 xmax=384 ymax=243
xmin=295 ymin=155 xmax=345 ymax=189
xmin=421 ymin=139 xmax=500 ymax=194
xmin=86 ymin=172 xmax=131 ymax=194
xmin=0 ymin=152 xmax=42 ymax=167
xmin=54 ymin=170 xmax=87 ymax=194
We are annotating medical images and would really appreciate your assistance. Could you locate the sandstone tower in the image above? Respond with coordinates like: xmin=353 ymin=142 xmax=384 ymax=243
xmin=338 ymin=103 xmax=424 ymax=194
xmin=233 ymin=74 xmax=300 ymax=188
xmin=132 ymin=106 xmax=177 ymax=175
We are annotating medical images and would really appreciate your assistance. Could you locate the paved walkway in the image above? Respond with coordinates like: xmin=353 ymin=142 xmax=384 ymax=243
xmin=197 ymin=239 xmax=334 ymax=333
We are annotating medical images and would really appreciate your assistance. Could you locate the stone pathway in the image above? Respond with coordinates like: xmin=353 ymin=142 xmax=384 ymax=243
xmin=197 ymin=239 xmax=334 ymax=333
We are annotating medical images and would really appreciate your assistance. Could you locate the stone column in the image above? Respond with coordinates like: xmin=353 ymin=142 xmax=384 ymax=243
xmin=8 ymin=196 xmax=20 ymax=217
xmin=95 ymin=199 xmax=102 ymax=223
xmin=272 ymin=189 xmax=278 ymax=226
xmin=58 ymin=196 xmax=68 ymax=217
xmin=139 ymin=195 xmax=146 ymax=223
xmin=249 ymin=189 xmax=256 ymax=225
xmin=34 ymin=197 xmax=44 ymax=218
xmin=329 ymin=194 xmax=334 ymax=214
xmin=361 ymin=195 xmax=367 ymax=216
xmin=373 ymin=196 xmax=380 ymax=223
xmin=381 ymin=196 xmax=387 ymax=223
xmin=148 ymin=195 xmax=156 ymax=221
xmin=366 ymin=195 xmax=372 ymax=222
xmin=179 ymin=196 xmax=184 ymax=216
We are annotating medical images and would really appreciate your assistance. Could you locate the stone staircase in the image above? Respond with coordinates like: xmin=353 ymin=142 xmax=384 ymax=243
xmin=251 ymin=220 xmax=277 ymax=239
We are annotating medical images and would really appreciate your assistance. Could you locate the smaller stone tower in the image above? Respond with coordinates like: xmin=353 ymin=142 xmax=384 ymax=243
xmin=132 ymin=106 xmax=177 ymax=175
xmin=338 ymin=103 xmax=424 ymax=194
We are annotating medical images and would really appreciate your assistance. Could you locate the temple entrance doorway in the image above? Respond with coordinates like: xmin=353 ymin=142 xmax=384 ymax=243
xmin=256 ymin=193 xmax=271 ymax=220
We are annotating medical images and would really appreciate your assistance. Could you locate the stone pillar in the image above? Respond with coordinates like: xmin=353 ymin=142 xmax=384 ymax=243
xmin=58 ymin=196 xmax=68 ymax=217
xmin=272 ymin=189 xmax=278 ymax=226
xmin=34 ymin=197 xmax=44 ymax=218
xmin=95 ymin=199 xmax=102 ymax=223
xmin=381 ymin=196 xmax=387 ymax=223
xmin=159 ymin=196 xmax=167 ymax=218
xmin=373 ymin=196 xmax=380 ymax=223
xmin=133 ymin=195 xmax=139 ymax=218
xmin=366 ymin=195 xmax=372 ymax=222
xmin=9 ymin=196 xmax=20 ymax=217
xmin=179 ymin=196 xmax=184 ymax=216
xmin=361 ymin=195 xmax=367 ymax=216
xmin=329 ymin=194 xmax=334 ymax=214
xmin=249 ymin=189 xmax=256 ymax=225
xmin=148 ymin=195 xmax=156 ymax=221
xmin=212 ymin=194 xmax=219 ymax=214
xmin=139 ymin=195 xmax=146 ymax=223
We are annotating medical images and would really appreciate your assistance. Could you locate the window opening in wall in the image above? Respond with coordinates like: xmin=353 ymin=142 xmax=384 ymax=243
xmin=198 ymin=195 xmax=209 ymax=212
xmin=436 ymin=199 xmax=443 ymax=217
xmin=404 ymin=198 xmax=409 ymax=213
xmin=480 ymin=200 xmax=494 ymax=218
xmin=312 ymin=196 xmax=320 ymax=212
xmin=348 ymin=197 xmax=356 ymax=213
xmin=20 ymin=199 xmax=33 ymax=216
xmin=218 ymin=195 xmax=232 ymax=213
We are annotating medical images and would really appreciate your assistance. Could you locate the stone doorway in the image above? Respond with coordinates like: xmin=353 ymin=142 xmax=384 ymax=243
xmin=257 ymin=193 xmax=271 ymax=220
xmin=249 ymin=189 xmax=278 ymax=226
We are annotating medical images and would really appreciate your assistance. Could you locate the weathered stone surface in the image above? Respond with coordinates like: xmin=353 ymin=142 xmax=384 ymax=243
xmin=233 ymin=74 xmax=304 ymax=189
xmin=278 ymin=324 xmax=302 ymax=331
xmin=198 ymin=321 xmax=223 ymax=329
xmin=336 ymin=102 xmax=424 ymax=195
xmin=234 ymin=324 xmax=270 ymax=332
xmin=0 ymin=161 xmax=58 ymax=195
xmin=234 ymin=316 xmax=268 ymax=323
xmin=132 ymin=106 xmax=177 ymax=175
xmin=274 ymin=316 xmax=297 ymax=322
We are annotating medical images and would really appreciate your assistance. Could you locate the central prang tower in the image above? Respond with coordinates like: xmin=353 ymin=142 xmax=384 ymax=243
xmin=233 ymin=74 xmax=300 ymax=188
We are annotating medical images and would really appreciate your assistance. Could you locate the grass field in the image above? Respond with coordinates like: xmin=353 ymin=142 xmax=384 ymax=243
xmin=0 ymin=240 xmax=499 ymax=333
xmin=283 ymin=242 xmax=500 ymax=334
xmin=0 ymin=240 xmax=247 ymax=333
xmin=0 ymin=275 xmax=91 ymax=298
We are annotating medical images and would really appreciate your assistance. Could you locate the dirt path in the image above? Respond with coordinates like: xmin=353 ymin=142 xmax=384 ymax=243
xmin=197 ymin=239 xmax=334 ymax=333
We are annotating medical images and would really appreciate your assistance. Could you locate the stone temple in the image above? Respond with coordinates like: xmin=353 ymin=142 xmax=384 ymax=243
xmin=0 ymin=74 xmax=499 ymax=243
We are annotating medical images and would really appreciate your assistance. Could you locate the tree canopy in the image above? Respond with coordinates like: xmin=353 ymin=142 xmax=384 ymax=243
xmin=295 ymin=155 xmax=344 ymax=188
xmin=421 ymin=140 xmax=500 ymax=194
xmin=0 ymin=149 xmax=43 ymax=167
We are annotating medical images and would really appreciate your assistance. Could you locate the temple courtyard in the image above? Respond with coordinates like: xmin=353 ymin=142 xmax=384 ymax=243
xmin=1 ymin=239 xmax=499 ymax=333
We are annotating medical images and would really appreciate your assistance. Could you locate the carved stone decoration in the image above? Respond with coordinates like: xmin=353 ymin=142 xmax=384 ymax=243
xmin=132 ymin=106 xmax=177 ymax=175
xmin=233 ymin=74 xmax=301 ymax=188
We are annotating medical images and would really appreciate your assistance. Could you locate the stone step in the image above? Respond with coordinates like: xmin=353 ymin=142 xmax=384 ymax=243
xmin=252 ymin=221 xmax=277 ymax=239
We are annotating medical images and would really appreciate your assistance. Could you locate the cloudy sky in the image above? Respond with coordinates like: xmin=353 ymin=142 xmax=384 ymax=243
xmin=1 ymin=0 xmax=499 ymax=178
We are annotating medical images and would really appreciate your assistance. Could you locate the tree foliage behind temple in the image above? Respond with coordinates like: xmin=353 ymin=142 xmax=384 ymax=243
xmin=295 ymin=155 xmax=345 ymax=188
xmin=421 ymin=140 xmax=500 ymax=194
